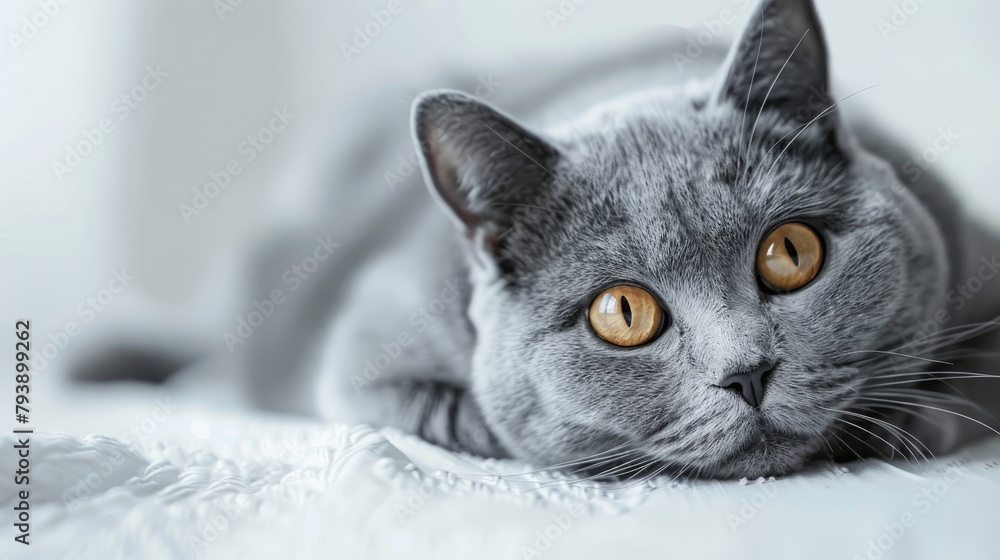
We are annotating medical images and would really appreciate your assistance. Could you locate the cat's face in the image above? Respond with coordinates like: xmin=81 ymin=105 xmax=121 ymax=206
xmin=413 ymin=0 xmax=949 ymax=478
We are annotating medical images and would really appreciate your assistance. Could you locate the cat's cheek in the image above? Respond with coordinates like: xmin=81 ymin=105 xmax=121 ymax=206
xmin=785 ymin=230 xmax=909 ymax=348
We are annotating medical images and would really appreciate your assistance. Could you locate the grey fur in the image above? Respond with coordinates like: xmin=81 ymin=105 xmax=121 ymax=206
xmin=307 ymin=0 xmax=1000 ymax=479
xmin=69 ymin=0 xmax=1000 ymax=480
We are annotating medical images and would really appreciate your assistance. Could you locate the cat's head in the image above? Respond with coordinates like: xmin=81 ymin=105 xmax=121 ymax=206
xmin=412 ymin=0 xmax=949 ymax=478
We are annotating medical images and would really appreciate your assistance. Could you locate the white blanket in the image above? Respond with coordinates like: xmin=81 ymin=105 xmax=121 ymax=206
xmin=4 ymin=402 xmax=1000 ymax=560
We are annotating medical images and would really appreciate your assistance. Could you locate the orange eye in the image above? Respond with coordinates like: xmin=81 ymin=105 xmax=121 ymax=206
xmin=757 ymin=222 xmax=824 ymax=292
xmin=588 ymin=285 xmax=664 ymax=347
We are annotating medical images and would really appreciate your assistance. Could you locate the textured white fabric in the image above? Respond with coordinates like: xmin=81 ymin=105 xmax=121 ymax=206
xmin=4 ymin=406 xmax=1000 ymax=560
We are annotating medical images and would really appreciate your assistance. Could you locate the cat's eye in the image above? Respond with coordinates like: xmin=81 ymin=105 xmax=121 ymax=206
xmin=588 ymin=285 xmax=665 ymax=347
xmin=757 ymin=222 xmax=824 ymax=293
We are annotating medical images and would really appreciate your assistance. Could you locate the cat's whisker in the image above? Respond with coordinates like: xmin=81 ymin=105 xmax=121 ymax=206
xmin=737 ymin=0 xmax=766 ymax=186
xmin=861 ymin=396 xmax=1000 ymax=437
xmin=865 ymin=390 xmax=997 ymax=426
xmin=824 ymin=405 xmax=920 ymax=461
xmin=825 ymin=412 xmax=910 ymax=463
xmin=865 ymin=387 xmax=980 ymax=409
xmin=588 ymin=454 xmax=654 ymax=480
xmin=864 ymin=369 xmax=1000 ymax=380
xmin=933 ymin=348 xmax=1000 ymax=362
xmin=866 ymin=374 xmax=1000 ymax=388
xmin=835 ymin=349 xmax=953 ymax=366
xmin=849 ymin=403 xmax=941 ymax=468
xmin=565 ymin=449 xmax=645 ymax=477
xmin=482 ymin=123 xmax=557 ymax=179
xmin=493 ymin=441 xmax=635 ymax=479
xmin=816 ymin=432 xmax=838 ymax=458
xmin=827 ymin=430 xmax=863 ymax=461
xmin=751 ymin=92 xmax=849 ymax=177
xmin=833 ymin=407 xmax=934 ymax=463
xmin=533 ymin=447 xmax=638 ymax=474
xmin=854 ymin=400 xmax=938 ymax=427
xmin=896 ymin=318 xmax=1000 ymax=354
xmin=661 ymin=461 xmax=694 ymax=486
xmin=613 ymin=458 xmax=661 ymax=482
xmin=525 ymin=454 xmax=650 ymax=491
xmin=757 ymin=83 xmax=882 ymax=184
xmin=831 ymin=424 xmax=887 ymax=461
xmin=617 ymin=460 xmax=679 ymax=490
xmin=744 ymin=28 xmax=811 ymax=174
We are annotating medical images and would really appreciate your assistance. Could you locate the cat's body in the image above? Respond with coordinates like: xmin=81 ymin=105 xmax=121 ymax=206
xmin=317 ymin=1 xmax=1000 ymax=482
xmin=85 ymin=0 xmax=1000 ymax=479
xmin=302 ymin=1 xmax=1000 ymax=479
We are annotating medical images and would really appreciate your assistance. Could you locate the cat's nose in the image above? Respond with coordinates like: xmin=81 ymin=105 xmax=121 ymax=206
xmin=718 ymin=361 xmax=775 ymax=408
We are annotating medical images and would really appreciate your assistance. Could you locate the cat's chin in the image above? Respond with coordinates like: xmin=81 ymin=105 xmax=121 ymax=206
xmin=687 ymin=429 xmax=818 ymax=480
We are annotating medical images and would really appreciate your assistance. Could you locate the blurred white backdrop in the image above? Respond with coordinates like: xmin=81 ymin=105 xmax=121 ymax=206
xmin=1 ymin=0 xmax=998 ymax=432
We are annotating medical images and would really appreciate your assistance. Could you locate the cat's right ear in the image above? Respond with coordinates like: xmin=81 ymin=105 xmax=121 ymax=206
xmin=714 ymin=0 xmax=834 ymax=132
xmin=411 ymin=90 xmax=560 ymax=247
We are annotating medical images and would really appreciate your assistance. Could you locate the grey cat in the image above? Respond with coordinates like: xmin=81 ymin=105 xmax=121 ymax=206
xmin=84 ymin=0 xmax=1000 ymax=480
xmin=309 ymin=0 xmax=1000 ymax=479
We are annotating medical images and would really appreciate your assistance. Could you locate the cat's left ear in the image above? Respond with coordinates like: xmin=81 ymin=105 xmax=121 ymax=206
xmin=411 ymin=90 xmax=560 ymax=248
xmin=715 ymin=0 xmax=834 ymax=132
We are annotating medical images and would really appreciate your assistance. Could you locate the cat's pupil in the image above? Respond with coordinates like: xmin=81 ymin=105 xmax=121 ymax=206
xmin=621 ymin=296 xmax=632 ymax=327
xmin=784 ymin=237 xmax=799 ymax=267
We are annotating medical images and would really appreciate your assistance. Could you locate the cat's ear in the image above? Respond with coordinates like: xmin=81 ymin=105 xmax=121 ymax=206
xmin=411 ymin=90 xmax=559 ymax=243
xmin=715 ymin=0 xmax=833 ymax=127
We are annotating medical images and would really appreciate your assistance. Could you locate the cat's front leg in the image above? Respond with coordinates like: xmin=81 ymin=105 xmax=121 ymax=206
xmin=358 ymin=379 xmax=507 ymax=457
